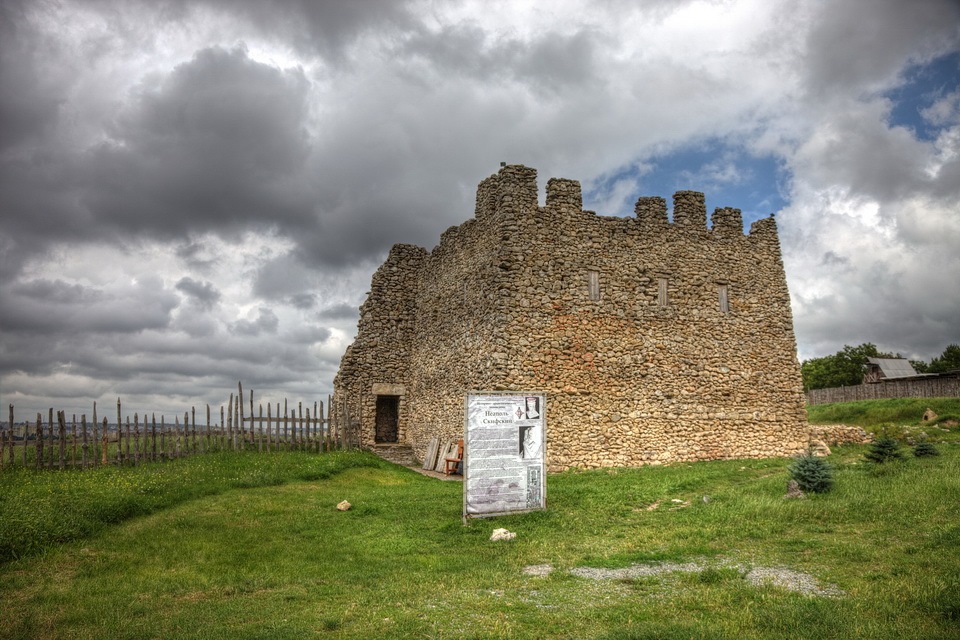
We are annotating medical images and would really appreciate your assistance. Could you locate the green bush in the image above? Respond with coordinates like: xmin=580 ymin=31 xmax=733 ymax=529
xmin=913 ymin=442 xmax=941 ymax=457
xmin=788 ymin=452 xmax=834 ymax=493
xmin=865 ymin=436 xmax=904 ymax=464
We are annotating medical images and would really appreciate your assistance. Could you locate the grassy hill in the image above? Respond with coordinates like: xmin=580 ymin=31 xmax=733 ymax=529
xmin=806 ymin=397 xmax=960 ymax=430
xmin=1 ymin=399 xmax=958 ymax=639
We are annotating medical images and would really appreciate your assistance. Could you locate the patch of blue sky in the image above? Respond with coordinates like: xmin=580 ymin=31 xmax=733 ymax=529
xmin=885 ymin=50 xmax=960 ymax=141
xmin=583 ymin=139 xmax=789 ymax=228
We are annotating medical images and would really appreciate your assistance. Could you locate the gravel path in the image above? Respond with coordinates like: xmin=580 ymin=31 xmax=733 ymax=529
xmin=528 ymin=559 xmax=844 ymax=597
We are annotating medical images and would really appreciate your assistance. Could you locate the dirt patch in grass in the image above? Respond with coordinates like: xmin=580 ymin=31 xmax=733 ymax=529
xmin=538 ymin=558 xmax=844 ymax=597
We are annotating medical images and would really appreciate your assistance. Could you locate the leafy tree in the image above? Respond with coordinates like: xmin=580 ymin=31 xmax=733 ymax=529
xmin=928 ymin=344 xmax=960 ymax=373
xmin=910 ymin=359 xmax=930 ymax=373
xmin=800 ymin=343 xmax=894 ymax=391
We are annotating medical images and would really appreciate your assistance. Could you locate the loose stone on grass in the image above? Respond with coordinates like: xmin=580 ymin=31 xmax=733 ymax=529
xmin=785 ymin=479 xmax=805 ymax=499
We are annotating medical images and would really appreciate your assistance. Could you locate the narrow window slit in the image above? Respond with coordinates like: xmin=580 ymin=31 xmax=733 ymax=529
xmin=588 ymin=270 xmax=600 ymax=301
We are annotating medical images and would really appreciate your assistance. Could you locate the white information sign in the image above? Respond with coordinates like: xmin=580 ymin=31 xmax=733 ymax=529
xmin=464 ymin=392 xmax=546 ymax=519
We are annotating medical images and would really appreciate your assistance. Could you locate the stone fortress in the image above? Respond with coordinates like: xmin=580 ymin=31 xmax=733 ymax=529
xmin=333 ymin=164 xmax=810 ymax=471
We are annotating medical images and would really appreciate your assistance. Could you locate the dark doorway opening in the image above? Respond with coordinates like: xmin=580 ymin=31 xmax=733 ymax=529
xmin=375 ymin=395 xmax=400 ymax=443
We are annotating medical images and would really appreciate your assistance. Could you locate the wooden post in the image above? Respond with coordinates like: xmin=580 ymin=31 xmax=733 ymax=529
xmin=101 ymin=417 xmax=108 ymax=466
xmin=36 ymin=413 xmax=43 ymax=470
xmin=304 ymin=408 xmax=310 ymax=453
xmin=206 ymin=404 xmax=211 ymax=454
xmin=122 ymin=416 xmax=130 ymax=464
xmin=133 ymin=413 xmax=140 ymax=465
xmin=234 ymin=397 xmax=240 ymax=451
xmin=191 ymin=406 xmax=197 ymax=455
xmin=22 ymin=408 xmax=28 ymax=467
xmin=257 ymin=404 xmax=263 ymax=453
xmin=6 ymin=404 xmax=12 ymax=468
xmin=238 ymin=382 xmax=245 ymax=448
xmin=227 ymin=393 xmax=234 ymax=451
xmin=151 ymin=413 xmax=157 ymax=461
xmin=305 ymin=401 xmax=312 ymax=451
xmin=92 ymin=402 xmax=98 ymax=466
xmin=57 ymin=410 xmax=66 ymax=470
xmin=266 ymin=401 xmax=272 ymax=453
xmin=116 ymin=398 xmax=122 ymax=464
xmin=81 ymin=414 xmax=89 ymax=469
xmin=69 ymin=413 xmax=76 ymax=467
xmin=160 ymin=416 xmax=166 ymax=461
xmin=47 ymin=408 xmax=54 ymax=470
xmin=114 ymin=403 xmax=121 ymax=465
xmin=220 ymin=405 xmax=225 ymax=451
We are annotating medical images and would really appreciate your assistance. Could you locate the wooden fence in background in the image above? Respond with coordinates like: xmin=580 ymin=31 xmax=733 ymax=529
xmin=806 ymin=374 xmax=960 ymax=405
xmin=0 ymin=382 xmax=346 ymax=471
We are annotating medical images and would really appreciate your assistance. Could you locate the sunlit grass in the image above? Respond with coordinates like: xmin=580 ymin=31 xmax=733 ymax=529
xmin=2 ymin=440 xmax=959 ymax=638
xmin=806 ymin=397 xmax=960 ymax=429
xmin=0 ymin=451 xmax=386 ymax=562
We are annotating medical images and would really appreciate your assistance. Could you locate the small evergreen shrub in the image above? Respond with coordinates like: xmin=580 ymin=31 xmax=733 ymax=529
xmin=788 ymin=452 xmax=834 ymax=493
xmin=865 ymin=436 xmax=904 ymax=463
xmin=913 ymin=442 xmax=940 ymax=457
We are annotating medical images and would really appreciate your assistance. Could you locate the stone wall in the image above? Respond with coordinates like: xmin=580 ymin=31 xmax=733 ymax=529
xmin=333 ymin=165 xmax=810 ymax=470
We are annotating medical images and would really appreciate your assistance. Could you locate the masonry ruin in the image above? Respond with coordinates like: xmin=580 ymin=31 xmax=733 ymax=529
xmin=332 ymin=164 xmax=809 ymax=471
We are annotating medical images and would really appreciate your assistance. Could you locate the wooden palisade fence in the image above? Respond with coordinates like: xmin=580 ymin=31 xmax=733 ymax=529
xmin=0 ymin=382 xmax=350 ymax=472
xmin=806 ymin=374 xmax=960 ymax=405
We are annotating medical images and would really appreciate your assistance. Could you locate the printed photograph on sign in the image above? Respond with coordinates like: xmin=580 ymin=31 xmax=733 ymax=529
xmin=519 ymin=425 xmax=541 ymax=459
xmin=523 ymin=396 xmax=540 ymax=419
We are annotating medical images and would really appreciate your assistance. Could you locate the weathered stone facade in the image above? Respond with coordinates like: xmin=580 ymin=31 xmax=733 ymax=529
xmin=333 ymin=165 xmax=809 ymax=471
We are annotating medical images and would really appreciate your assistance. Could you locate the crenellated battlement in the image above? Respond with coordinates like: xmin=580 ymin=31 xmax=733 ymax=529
xmin=477 ymin=164 xmax=772 ymax=239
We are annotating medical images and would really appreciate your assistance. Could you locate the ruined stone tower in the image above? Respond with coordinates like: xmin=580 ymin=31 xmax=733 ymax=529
xmin=333 ymin=165 xmax=809 ymax=470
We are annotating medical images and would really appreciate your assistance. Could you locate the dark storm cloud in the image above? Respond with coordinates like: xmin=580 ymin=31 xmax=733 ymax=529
xmin=399 ymin=23 xmax=602 ymax=94
xmin=230 ymin=308 xmax=279 ymax=336
xmin=317 ymin=303 xmax=359 ymax=321
xmin=0 ymin=43 xmax=316 ymax=278
xmin=85 ymin=45 xmax=313 ymax=237
xmin=288 ymin=293 xmax=317 ymax=310
xmin=175 ymin=241 xmax=218 ymax=273
xmin=804 ymin=0 xmax=960 ymax=95
xmin=175 ymin=277 xmax=221 ymax=309
xmin=0 ymin=277 xmax=179 ymax=335
xmin=216 ymin=0 xmax=417 ymax=60
xmin=0 ymin=1 xmax=67 ymax=152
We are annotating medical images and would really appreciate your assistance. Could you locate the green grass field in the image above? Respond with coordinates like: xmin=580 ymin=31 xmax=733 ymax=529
xmin=1 ymin=399 xmax=959 ymax=639
xmin=806 ymin=397 xmax=960 ymax=429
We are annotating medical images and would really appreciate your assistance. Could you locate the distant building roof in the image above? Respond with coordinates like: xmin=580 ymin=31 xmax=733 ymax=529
xmin=865 ymin=357 xmax=918 ymax=379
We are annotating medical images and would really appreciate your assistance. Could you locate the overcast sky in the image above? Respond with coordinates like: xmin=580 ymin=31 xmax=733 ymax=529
xmin=2 ymin=0 xmax=958 ymax=421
